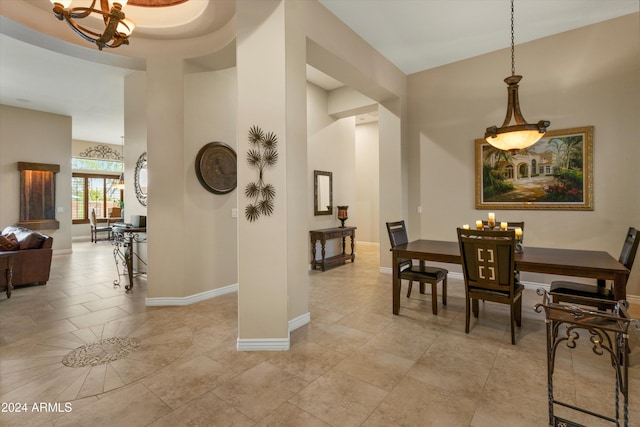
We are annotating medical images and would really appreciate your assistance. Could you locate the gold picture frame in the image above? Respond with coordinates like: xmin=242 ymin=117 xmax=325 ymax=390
xmin=475 ymin=126 xmax=593 ymax=210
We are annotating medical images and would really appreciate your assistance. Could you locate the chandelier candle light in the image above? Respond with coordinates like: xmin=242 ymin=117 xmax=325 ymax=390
xmin=484 ymin=0 xmax=549 ymax=152
xmin=465 ymin=214 xmax=524 ymax=253
xmin=50 ymin=0 xmax=135 ymax=50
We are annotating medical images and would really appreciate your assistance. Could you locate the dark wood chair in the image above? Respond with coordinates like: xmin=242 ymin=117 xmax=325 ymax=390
xmin=457 ymin=228 xmax=524 ymax=345
xmin=549 ymin=227 xmax=638 ymax=310
xmin=386 ymin=220 xmax=448 ymax=315
xmin=89 ymin=208 xmax=112 ymax=243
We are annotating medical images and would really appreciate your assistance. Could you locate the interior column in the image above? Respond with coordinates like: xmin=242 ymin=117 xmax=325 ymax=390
xmin=236 ymin=0 xmax=308 ymax=350
xmin=145 ymin=56 xmax=185 ymax=299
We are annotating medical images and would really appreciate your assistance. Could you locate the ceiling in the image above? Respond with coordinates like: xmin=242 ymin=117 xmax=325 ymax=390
xmin=0 ymin=0 xmax=638 ymax=144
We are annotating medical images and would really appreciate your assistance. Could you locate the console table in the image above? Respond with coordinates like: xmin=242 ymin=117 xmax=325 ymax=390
xmin=310 ymin=226 xmax=356 ymax=271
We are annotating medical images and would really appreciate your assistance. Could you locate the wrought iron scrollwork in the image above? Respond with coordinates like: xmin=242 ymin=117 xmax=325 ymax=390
xmin=534 ymin=289 xmax=638 ymax=427
xmin=78 ymin=144 xmax=123 ymax=160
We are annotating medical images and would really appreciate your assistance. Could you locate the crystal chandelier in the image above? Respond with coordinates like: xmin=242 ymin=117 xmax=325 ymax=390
xmin=484 ymin=0 xmax=549 ymax=152
xmin=50 ymin=0 xmax=135 ymax=50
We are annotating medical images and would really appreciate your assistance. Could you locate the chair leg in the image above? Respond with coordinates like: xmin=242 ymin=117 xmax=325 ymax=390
xmin=419 ymin=283 xmax=425 ymax=294
xmin=515 ymin=297 xmax=522 ymax=327
xmin=465 ymin=297 xmax=470 ymax=333
xmin=431 ymin=282 xmax=438 ymax=315
xmin=510 ymin=306 xmax=516 ymax=345
xmin=442 ymin=277 xmax=447 ymax=306
xmin=407 ymin=280 xmax=413 ymax=297
xmin=472 ymin=298 xmax=479 ymax=318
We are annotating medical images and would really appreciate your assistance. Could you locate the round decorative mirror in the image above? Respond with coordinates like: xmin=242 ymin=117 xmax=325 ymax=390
xmin=134 ymin=152 xmax=148 ymax=206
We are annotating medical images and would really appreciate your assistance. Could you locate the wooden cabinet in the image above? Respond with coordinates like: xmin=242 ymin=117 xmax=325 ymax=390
xmin=310 ymin=226 xmax=356 ymax=271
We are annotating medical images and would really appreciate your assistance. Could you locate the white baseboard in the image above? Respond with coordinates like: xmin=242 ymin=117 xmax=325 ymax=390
xmin=53 ymin=249 xmax=73 ymax=255
xmin=237 ymin=337 xmax=290 ymax=351
xmin=145 ymin=283 xmax=238 ymax=306
xmin=357 ymin=241 xmax=380 ymax=247
xmin=289 ymin=312 xmax=311 ymax=332
xmin=626 ymin=294 xmax=640 ymax=305
xmin=235 ymin=312 xmax=310 ymax=351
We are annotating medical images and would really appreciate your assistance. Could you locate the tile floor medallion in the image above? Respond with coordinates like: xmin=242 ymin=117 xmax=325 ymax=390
xmin=62 ymin=336 xmax=141 ymax=367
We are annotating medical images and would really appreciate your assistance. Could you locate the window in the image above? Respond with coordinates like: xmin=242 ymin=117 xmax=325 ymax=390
xmin=72 ymin=173 xmax=122 ymax=223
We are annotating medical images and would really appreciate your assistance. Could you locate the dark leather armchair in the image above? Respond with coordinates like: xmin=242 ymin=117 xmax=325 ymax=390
xmin=386 ymin=220 xmax=448 ymax=315
xmin=550 ymin=227 xmax=638 ymax=310
xmin=457 ymin=228 xmax=523 ymax=344
xmin=0 ymin=226 xmax=53 ymax=292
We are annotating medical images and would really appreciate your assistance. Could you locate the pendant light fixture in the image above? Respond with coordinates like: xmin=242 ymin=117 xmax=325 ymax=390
xmin=50 ymin=0 xmax=135 ymax=50
xmin=484 ymin=0 xmax=549 ymax=152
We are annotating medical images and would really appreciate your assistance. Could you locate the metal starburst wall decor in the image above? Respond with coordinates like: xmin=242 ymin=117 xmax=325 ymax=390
xmin=245 ymin=125 xmax=278 ymax=222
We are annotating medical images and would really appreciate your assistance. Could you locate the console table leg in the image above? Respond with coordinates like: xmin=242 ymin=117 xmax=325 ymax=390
xmin=311 ymin=238 xmax=317 ymax=269
xmin=321 ymin=240 xmax=326 ymax=271
xmin=350 ymin=235 xmax=355 ymax=260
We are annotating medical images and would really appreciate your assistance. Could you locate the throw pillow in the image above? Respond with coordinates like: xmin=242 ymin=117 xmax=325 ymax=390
xmin=0 ymin=233 xmax=19 ymax=251
xmin=20 ymin=232 xmax=46 ymax=250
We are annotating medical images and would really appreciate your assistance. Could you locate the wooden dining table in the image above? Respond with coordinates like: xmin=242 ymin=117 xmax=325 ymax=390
xmin=391 ymin=239 xmax=630 ymax=315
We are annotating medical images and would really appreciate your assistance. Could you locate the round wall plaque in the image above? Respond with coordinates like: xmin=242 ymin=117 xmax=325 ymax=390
xmin=195 ymin=142 xmax=237 ymax=194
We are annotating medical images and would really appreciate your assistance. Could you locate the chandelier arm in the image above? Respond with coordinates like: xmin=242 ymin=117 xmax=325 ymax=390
xmin=66 ymin=7 xmax=96 ymax=20
xmin=51 ymin=0 xmax=133 ymax=50
xmin=63 ymin=19 xmax=104 ymax=43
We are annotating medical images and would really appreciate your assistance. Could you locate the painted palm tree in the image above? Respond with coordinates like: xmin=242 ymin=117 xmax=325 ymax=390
xmin=483 ymin=146 xmax=515 ymax=173
xmin=546 ymin=136 xmax=582 ymax=170
xmin=245 ymin=125 xmax=278 ymax=222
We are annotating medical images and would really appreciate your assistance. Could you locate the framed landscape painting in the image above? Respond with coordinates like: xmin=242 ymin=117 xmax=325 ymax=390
xmin=475 ymin=126 xmax=593 ymax=210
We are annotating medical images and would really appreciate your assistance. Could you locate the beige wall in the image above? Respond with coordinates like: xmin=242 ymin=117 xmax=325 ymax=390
xmin=0 ymin=105 xmax=72 ymax=252
xmin=307 ymin=84 xmax=357 ymax=232
xmin=183 ymin=69 xmax=239 ymax=295
xmin=355 ymin=121 xmax=380 ymax=243
xmin=408 ymin=14 xmax=640 ymax=294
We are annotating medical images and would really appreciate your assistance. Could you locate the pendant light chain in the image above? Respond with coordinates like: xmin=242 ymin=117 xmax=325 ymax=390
xmin=484 ymin=0 xmax=550 ymax=151
xmin=511 ymin=0 xmax=515 ymax=76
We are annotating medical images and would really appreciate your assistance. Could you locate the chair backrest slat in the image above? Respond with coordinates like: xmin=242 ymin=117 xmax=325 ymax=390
xmin=89 ymin=208 xmax=97 ymax=227
xmin=386 ymin=220 xmax=409 ymax=248
xmin=619 ymin=227 xmax=639 ymax=270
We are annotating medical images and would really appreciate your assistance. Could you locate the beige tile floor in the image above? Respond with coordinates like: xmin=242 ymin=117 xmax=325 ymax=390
xmin=1 ymin=242 xmax=639 ymax=426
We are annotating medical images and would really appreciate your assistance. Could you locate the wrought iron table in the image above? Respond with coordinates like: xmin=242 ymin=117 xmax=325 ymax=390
xmin=112 ymin=224 xmax=146 ymax=291
xmin=535 ymin=290 xmax=638 ymax=427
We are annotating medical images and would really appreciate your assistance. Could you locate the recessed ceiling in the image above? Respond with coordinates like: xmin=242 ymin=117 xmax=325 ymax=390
xmin=1 ymin=0 xmax=638 ymax=143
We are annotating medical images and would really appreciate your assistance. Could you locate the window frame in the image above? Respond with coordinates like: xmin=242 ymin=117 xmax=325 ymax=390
xmin=72 ymin=172 xmax=123 ymax=224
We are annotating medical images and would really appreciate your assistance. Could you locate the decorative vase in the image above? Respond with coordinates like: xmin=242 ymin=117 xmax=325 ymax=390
xmin=337 ymin=205 xmax=349 ymax=228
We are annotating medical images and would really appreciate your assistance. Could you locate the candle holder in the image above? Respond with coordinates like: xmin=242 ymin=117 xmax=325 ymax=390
xmin=337 ymin=205 xmax=349 ymax=228
xmin=515 ymin=240 xmax=524 ymax=254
